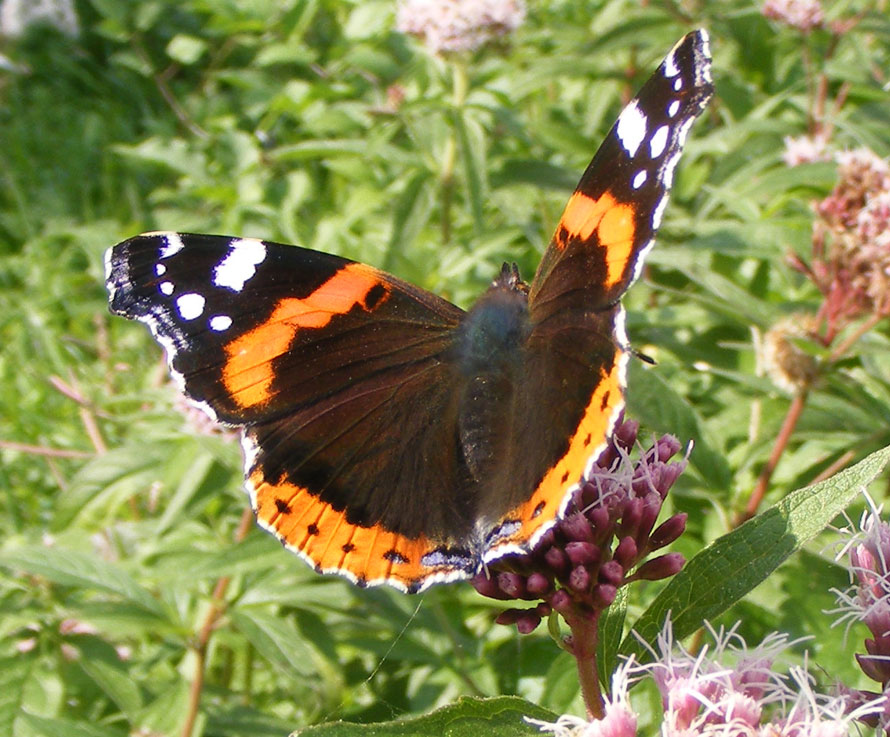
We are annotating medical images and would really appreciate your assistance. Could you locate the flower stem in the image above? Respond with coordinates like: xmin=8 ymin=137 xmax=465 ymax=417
xmin=180 ymin=507 xmax=254 ymax=737
xmin=439 ymin=58 xmax=468 ymax=244
xmin=741 ymin=390 xmax=809 ymax=523
xmin=566 ymin=613 xmax=604 ymax=719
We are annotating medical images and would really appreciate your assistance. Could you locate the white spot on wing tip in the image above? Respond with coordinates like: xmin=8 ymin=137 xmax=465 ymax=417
xmin=650 ymin=125 xmax=669 ymax=159
xmin=616 ymin=101 xmax=648 ymax=158
xmin=632 ymin=170 xmax=648 ymax=189
xmin=209 ymin=314 xmax=232 ymax=332
xmin=663 ymin=50 xmax=680 ymax=78
xmin=214 ymin=238 xmax=267 ymax=292
xmin=176 ymin=292 xmax=205 ymax=320
xmin=159 ymin=233 xmax=185 ymax=259
xmin=159 ymin=281 xmax=174 ymax=296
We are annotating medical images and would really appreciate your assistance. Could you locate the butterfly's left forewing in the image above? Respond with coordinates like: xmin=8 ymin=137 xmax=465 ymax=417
xmin=107 ymin=233 xmax=479 ymax=592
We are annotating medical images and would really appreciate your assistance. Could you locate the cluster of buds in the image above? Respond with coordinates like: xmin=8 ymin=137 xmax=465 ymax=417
xmin=788 ymin=148 xmax=890 ymax=342
xmin=472 ymin=417 xmax=688 ymax=634
xmin=395 ymin=0 xmax=526 ymax=55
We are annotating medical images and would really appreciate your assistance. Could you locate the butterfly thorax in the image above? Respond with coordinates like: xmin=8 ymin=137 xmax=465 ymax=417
xmin=454 ymin=263 xmax=531 ymax=494
xmin=457 ymin=263 xmax=530 ymax=373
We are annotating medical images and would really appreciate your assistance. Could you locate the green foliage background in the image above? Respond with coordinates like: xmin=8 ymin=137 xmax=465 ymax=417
xmin=1 ymin=0 xmax=889 ymax=735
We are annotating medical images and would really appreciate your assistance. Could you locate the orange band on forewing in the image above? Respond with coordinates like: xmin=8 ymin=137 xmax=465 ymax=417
xmin=222 ymin=264 xmax=390 ymax=409
xmin=250 ymin=471 xmax=445 ymax=590
xmin=556 ymin=191 xmax=636 ymax=288
xmin=560 ymin=191 xmax=616 ymax=241
xmin=598 ymin=202 xmax=635 ymax=287
xmin=494 ymin=359 xmax=624 ymax=549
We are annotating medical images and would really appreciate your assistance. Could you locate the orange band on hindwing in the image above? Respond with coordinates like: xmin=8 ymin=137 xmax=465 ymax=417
xmin=248 ymin=470 xmax=469 ymax=592
xmin=488 ymin=357 xmax=625 ymax=552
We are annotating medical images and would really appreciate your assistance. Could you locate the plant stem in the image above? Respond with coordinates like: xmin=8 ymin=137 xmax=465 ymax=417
xmin=439 ymin=58 xmax=468 ymax=245
xmin=566 ymin=613 xmax=603 ymax=719
xmin=180 ymin=507 xmax=254 ymax=737
xmin=740 ymin=390 xmax=809 ymax=524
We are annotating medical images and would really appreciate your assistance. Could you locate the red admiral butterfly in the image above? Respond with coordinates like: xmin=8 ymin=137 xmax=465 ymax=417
xmin=106 ymin=30 xmax=713 ymax=593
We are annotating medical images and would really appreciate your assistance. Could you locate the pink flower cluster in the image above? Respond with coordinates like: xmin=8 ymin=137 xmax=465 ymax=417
xmin=789 ymin=148 xmax=890 ymax=339
xmin=834 ymin=504 xmax=890 ymax=732
xmin=531 ymin=620 xmax=884 ymax=736
xmin=762 ymin=0 xmax=825 ymax=32
xmin=395 ymin=0 xmax=526 ymax=54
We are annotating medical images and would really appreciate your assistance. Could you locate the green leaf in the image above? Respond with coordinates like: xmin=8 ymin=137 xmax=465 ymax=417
xmin=16 ymin=712 xmax=126 ymax=737
xmin=621 ymin=444 xmax=890 ymax=659
xmin=596 ymin=586 xmax=627 ymax=691
xmin=166 ymin=34 xmax=208 ymax=65
xmin=454 ymin=110 xmax=487 ymax=232
xmin=0 ymin=547 xmax=165 ymax=617
xmin=132 ymin=680 xmax=193 ymax=737
xmin=75 ymin=640 xmax=143 ymax=718
xmin=384 ymin=170 xmax=435 ymax=272
xmin=0 ymin=657 xmax=29 ymax=736
xmin=293 ymin=696 xmax=557 ymax=736
xmin=627 ymin=362 xmax=732 ymax=490
xmin=229 ymin=607 xmax=319 ymax=678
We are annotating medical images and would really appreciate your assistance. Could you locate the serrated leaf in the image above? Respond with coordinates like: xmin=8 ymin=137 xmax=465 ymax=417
xmin=132 ymin=680 xmax=193 ymax=737
xmin=621 ymin=444 xmax=890 ymax=659
xmin=75 ymin=640 xmax=142 ymax=718
xmin=292 ymin=696 xmax=557 ymax=736
xmin=0 ymin=547 xmax=165 ymax=617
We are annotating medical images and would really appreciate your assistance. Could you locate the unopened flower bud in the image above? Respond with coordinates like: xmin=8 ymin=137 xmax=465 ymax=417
xmin=497 ymin=572 xmax=527 ymax=599
xmin=649 ymin=513 xmax=688 ymax=549
xmin=635 ymin=552 xmax=685 ymax=581
xmin=614 ymin=537 xmax=638 ymax=569
xmin=565 ymin=541 xmax=600 ymax=567
xmin=599 ymin=560 xmax=625 ymax=587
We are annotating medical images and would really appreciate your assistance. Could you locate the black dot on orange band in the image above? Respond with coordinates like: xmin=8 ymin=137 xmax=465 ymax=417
xmin=341 ymin=542 xmax=355 ymax=553
xmin=561 ymin=470 xmax=570 ymax=483
xmin=365 ymin=282 xmax=386 ymax=309
xmin=600 ymin=390 xmax=611 ymax=411
xmin=532 ymin=501 xmax=546 ymax=518
xmin=275 ymin=499 xmax=291 ymax=514
xmin=584 ymin=434 xmax=592 ymax=446
xmin=383 ymin=549 xmax=409 ymax=564
xmin=307 ymin=523 xmax=320 ymax=536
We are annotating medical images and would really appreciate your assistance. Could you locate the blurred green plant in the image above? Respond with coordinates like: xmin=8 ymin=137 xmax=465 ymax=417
xmin=2 ymin=0 xmax=890 ymax=736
